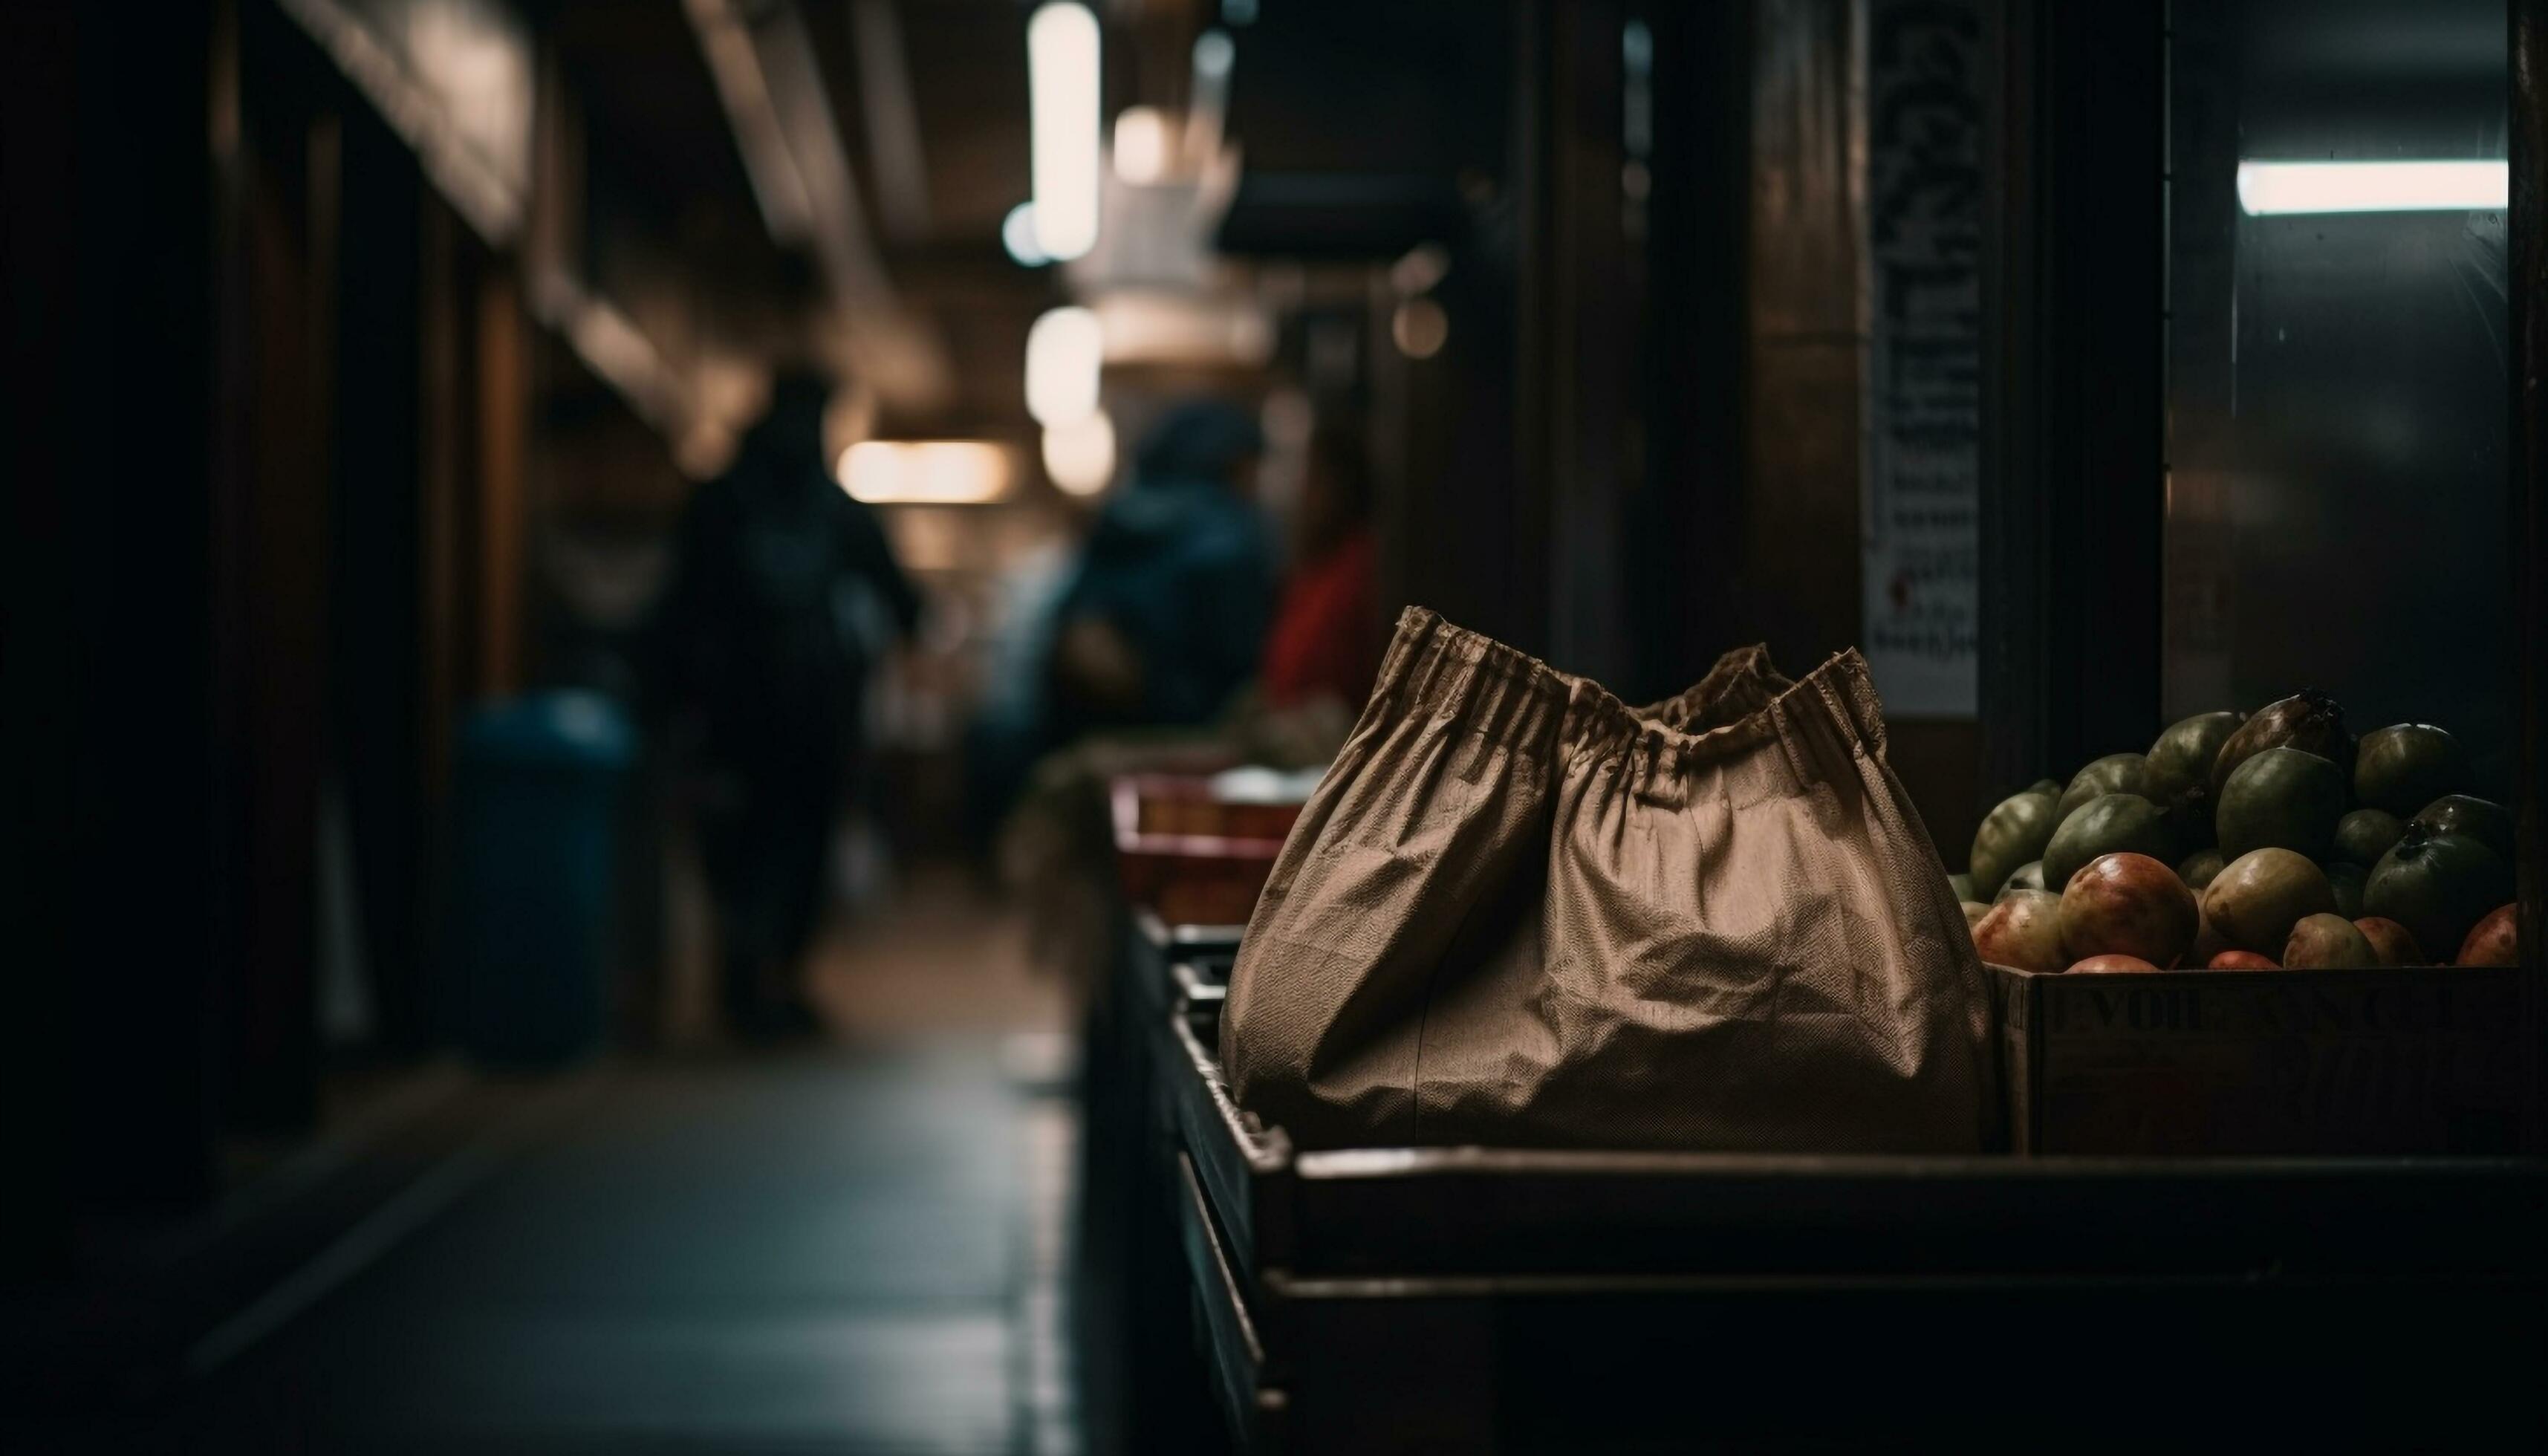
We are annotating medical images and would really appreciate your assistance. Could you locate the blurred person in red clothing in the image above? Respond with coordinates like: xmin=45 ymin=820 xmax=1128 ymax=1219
xmin=1259 ymin=420 xmax=1379 ymax=713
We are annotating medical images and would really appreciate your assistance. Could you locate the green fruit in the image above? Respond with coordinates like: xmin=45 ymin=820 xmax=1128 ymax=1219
xmin=2042 ymin=793 xmax=2173 ymax=893
xmin=2331 ymin=809 xmax=2404 ymax=868
xmin=2202 ymin=848 xmax=2338 ymax=954
xmin=2058 ymin=754 xmax=2150 ymax=823
xmin=2324 ymin=861 xmax=2367 ymax=919
xmin=2215 ymin=747 xmax=2347 ymax=862
xmin=2353 ymin=724 xmax=2468 ymax=819
xmin=2365 ymin=826 xmax=2512 ymax=961
xmin=2027 ymin=779 xmax=2061 ymax=796
xmin=2211 ymin=690 xmax=2353 ymax=799
xmin=1970 ymin=790 xmax=2061 ymax=899
xmin=2410 ymin=794 xmax=2515 ymax=860
xmin=1997 ymin=860 xmax=2047 ymax=898
xmin=1948 ymin=872 xmax=1975 ymax=902
xmin=2145 ymin=711 xmax=2243 ymax=842
xmin=2178 ymin=848 xmax=2226 ymax=890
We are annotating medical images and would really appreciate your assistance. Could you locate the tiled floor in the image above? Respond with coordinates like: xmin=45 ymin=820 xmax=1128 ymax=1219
xmin=172 ymin=873 xmax=1079 ymax=1455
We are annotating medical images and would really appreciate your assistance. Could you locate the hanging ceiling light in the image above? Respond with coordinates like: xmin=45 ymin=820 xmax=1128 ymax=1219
xmin=1025 ymin=305 xmax=1104 ymax=426
xmin=1042 ymin=414 xmax=1117 ymax=496
xmin=1112 ymin=105 xmax=1172 ymax=185
xmin=1027 ymin=3 xmax=1102 ymax=261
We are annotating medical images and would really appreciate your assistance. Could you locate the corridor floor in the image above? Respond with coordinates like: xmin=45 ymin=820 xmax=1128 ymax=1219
xmin=178 ymin=873 xmax=1079 ymax=1455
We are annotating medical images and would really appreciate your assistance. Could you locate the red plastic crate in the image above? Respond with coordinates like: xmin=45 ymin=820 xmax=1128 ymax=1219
xmin=1111 ymin=775 xmax=1304 ymax=929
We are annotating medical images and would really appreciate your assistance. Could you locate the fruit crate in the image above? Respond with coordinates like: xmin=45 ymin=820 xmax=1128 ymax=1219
xmin=1157 ymin=999 xmax=2547 ymax=1451
xmin=1989 ymin=961 xmax=2526 ymax=1155
xmin=1111 ymin=775 xmax=1304 ymax=929
xmin=1076 ymin=914 xmax=1248 ymax=1453
xmin=1127 ymin=907 xmax=1241 ymax=1021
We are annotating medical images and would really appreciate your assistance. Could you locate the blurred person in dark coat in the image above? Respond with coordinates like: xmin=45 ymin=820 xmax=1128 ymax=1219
xmin=1046 ymin=398 xmax=1275 ymax=741
xmin=645 ymin=371 xmax=919 ymax=1040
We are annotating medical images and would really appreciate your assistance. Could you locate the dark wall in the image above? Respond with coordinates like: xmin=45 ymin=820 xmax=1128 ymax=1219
xmin=3 ymin=0 xmax=223 ymax=1257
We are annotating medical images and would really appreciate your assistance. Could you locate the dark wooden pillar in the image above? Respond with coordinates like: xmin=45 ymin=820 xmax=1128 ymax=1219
xmin=1629 ymin=1 xmax=1754 ymax=703
xmin=2 ymin=0 xmax=226 ymax=1246
xmin=1516 ymin=0 xmax=1640 ymax=684
xmin=331 ymin=103 xmax=429 ymax=1053
xmin=1977 ymin=0 xmax=2166 ymax=793
xmin=2510 ymin=0 xmax=2546 ymax=1148
xmin=1741 ymin=0 xmax=1868 ymax=675
xmin=210 ymin=0 xmax=351 ymax=1131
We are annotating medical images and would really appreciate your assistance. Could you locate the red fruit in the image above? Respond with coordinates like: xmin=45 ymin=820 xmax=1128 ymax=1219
xmin=1973 ymin=890 xmax=2067 ymax=972
xmin=2058 ymin=852 xmax=2199 ymax=967
xmin=2208 ymin=950 xmax=2281 ymax=969
xmin=2457 ymin=904 xmax=2518 ymax=967
xmin=2353 ymin=917 xmax=2424 ymax=967
xmin=2069 ymin=954 xmax=2161 ymax=973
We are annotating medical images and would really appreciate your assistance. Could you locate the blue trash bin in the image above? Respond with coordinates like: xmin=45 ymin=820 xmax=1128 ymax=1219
xmin=449 ymin=692 xmax=637 ymax=1067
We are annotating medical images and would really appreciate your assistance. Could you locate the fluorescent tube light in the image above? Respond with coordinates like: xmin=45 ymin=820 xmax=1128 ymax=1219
xmin=1027 ymin=4 xmax=1102 ymax=260
xmin=838 ymin=441 xmax=1013 ymax=504
xmin=2236 ymin=160 xmax=2507 ymax=216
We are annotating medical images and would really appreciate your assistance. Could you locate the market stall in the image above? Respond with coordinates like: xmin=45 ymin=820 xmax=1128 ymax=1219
xmin=1079 ymin=0 xmax=2547 ymax=1449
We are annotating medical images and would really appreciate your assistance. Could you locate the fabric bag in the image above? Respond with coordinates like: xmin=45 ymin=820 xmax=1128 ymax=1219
xmin=1221 ymin=607 xmax=1995 ymax=1152
xmin=1638 ymin=640 xmax=1792 ymax=732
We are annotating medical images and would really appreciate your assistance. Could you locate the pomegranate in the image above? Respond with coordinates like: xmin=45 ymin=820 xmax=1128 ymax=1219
xmin=2352 ymin=917 xmax=2425 ymax=967
xmin=2058 ymin=852 xmax=2198 ymax=968
xmin=2068 ymin=954 xmax=2161 ymax=973
xmin=2457 ymin=904 xmax=2518 ymax=967
xmin=2208 ymin=950 xmax=2281 ymax=970
xmin=1972 ymin=891 xmax=2066 ymax=973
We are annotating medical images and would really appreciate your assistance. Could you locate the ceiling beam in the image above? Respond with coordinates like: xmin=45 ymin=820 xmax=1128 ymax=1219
xmin=683 ymin=0 xmax=952 ymax=409
xmin=848 ymin=0 xmax=934 ymax=242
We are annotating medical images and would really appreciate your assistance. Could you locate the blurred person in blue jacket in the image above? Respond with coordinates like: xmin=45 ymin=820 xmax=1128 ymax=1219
xmin=644 ymin=370 xmax=919 ymax=1041
xmin=1045 ymin=398 xmax=1275 ymax=741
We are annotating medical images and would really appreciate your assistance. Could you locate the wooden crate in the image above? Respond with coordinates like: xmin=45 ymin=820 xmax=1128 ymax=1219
xmin=1109 ymin=776 xmax=1302 ymax=929
xmin=1157 ymin=1010 xmax=2548 ymax=1452
xmin=1991 ymin=962 xmax=2526 ymax=1155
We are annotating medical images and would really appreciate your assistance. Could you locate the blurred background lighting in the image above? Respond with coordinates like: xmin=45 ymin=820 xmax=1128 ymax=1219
xmin=1027 ymin=3 xmax=1101 ymax=260
xmin=1111 ymin=105 xmax=1171 ymax=185
xmin=1041 ymin=414 xmax=1117 ymax=495
xmin=1390 ymin=296 xmax=1449 ymax=359
xmin=1001 ymin=201 xmax=1049 ymax=265
xmin=1192 ymin=29 xmax=1235 ymax=81
xmin=1025 ymin=305 xmax=1104 ymax=426
xmin=2236 ymin=160 xmax=2507 ymax=215
xmin=1388 ymin=242 xmax=1450 ymax=296
xmin=836 ymin=440 xmax=1013 ymax=504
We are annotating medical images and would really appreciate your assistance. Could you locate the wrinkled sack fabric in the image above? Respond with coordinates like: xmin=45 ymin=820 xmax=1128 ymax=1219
xmin=1221 ymin=607 xmax=1997 ymax=1153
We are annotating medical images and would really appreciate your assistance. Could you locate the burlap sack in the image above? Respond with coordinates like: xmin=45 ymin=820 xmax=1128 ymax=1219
xmin=1221 ymin=608 xmax=1996 ymax=1152
xmin=1638 ymin=641 xmax=1793 ymax=733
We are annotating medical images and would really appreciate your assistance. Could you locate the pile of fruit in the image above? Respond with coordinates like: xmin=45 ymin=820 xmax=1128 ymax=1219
xmin=1956 ymin=692 xmax=2520 ymax=973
